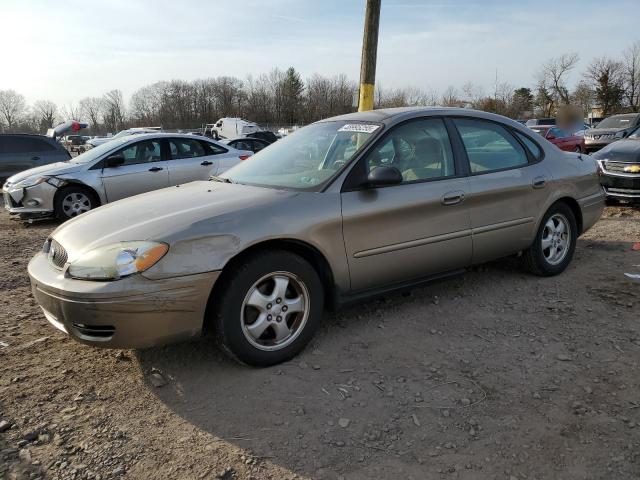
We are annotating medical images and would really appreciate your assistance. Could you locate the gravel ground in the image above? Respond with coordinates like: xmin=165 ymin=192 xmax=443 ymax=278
xmin=1 ymin=204 xmax=640 ymax=480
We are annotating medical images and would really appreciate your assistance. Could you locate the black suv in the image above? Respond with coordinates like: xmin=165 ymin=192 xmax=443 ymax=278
xmin=0 ymin=134 xmax=70 ymax=184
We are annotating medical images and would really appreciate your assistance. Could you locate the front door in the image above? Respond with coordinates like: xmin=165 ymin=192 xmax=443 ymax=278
xmin=341 ymin=117 xmax=472 ymax=292
xmin=101 ymin=139 xmax=169 ymax=202
xmin=451 ymin=118 xmax=552 ymax=263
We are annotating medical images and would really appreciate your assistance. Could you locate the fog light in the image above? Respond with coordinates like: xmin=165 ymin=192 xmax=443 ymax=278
xmin=26 ymin=199 xmax=40 ymax=207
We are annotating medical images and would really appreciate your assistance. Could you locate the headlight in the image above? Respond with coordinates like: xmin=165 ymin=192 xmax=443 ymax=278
xmin=67 ymin=241 xmax=169 ymax=280
xmin=614 ymin=131 xmax=625 ymax=139
xmin=15 ymin=176 xmax=48 ymax=188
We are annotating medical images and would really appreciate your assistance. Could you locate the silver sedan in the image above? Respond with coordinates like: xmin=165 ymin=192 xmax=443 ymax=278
xmin=28 ymin=108 xmax=604 ymax=366
xmin=3 ymin=133 xmax=252 ymax=220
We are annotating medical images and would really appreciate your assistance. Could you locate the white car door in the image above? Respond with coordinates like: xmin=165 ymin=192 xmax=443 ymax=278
xmin=100 ymin=139 xmax=169 ymax=202
xmin=166 ymin=138 xmax=223 ymax=185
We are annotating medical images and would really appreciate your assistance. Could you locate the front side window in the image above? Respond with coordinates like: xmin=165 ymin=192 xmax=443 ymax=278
xmin=118 ymin=140 xmax=161 ymax=166
xmin=221 ymin=121 xmax=379 ymax=190
xmin=364 ymin=118 xmax=456 ymax=182
xmin=454 ymin=119 xmax=528 ymax=174
xmin=169 ymin=139 xmax=206 ymax=159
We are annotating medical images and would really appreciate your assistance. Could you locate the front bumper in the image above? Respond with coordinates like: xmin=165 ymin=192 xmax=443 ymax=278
xmin=598 ymin=160 xmax=640 ymax=201
xmin=28 ymin=252 xmax=220 ymax=348
xmin=3 ymin=182 xmax=56 ymax=215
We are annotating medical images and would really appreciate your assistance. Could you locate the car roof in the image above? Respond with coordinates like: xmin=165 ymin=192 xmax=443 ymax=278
xmin=322 ymin=107 xmax=525 ymax=129
xmin=118 ymin=132 xmax=220 ymax=141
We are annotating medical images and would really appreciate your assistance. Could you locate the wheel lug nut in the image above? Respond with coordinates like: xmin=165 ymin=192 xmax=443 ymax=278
xmin=276 ymin=298 xmax=282 ymax=304
xmin=282 ymin=306 xmax=288 ymax=312
xmin=276 ymin=316 xmax=282 ymax=322
xmin=267 ymin=303 xmax=272 ymax=309
xmin=267 ymin=315 xmax=272 ymax=320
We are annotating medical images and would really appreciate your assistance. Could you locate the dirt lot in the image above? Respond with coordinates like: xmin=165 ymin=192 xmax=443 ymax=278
xmin=1 ymin=205 xmax=640 ymax=480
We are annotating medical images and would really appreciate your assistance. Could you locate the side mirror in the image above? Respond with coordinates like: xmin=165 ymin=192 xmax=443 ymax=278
xmin=546 ymin=133 xmax=556 ymax=140
xmin=366 ymin=166 xmax=403 ymax=187
xmin=105 ymin=154 xmax=125 ymax=168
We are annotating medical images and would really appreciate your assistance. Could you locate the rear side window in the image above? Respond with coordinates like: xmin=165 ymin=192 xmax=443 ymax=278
xmin=1 ymin=136 xmax=55 ymax=154
xmin=513 ymin=131 xmax=543 ymax=161
xmin=202 ymin=141 xmax=227 ymax=155
xmin=169 ymin=138 xmax=206 ymax=159
xmin=454 ymin=119 xmax=528 ymax=174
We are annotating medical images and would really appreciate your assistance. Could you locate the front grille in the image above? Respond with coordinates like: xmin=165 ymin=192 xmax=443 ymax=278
xmin=602 ymin=161 xmax=640 ymax=175
xmin=72 ymin=324 xmax=115 ymax=339
xmin=47 ymin=239 xmax=68 ymax=269
xmin=604 ymin=187 xmax=640 ymax=198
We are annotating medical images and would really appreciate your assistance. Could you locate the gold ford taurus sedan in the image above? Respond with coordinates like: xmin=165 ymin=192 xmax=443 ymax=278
xmin=28 ymin=108 xmax=605 ymax=366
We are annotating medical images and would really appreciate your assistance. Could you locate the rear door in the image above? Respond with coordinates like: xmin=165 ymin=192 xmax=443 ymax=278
xmin=100 ymin=139 xmax=169 ymax=202
xmin=341 ymin=117 xmax=472 ymax=292
xmin=452 ymin=118 xmax=551 ymax=263
xmin=0 ymin=136 xmax=61 ymax=179
xmin=166 ymin=138 xmax=223 ymax=184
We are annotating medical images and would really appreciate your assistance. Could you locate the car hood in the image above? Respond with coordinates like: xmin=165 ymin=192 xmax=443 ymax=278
xmin=592 ymin=139 xmax=640 ymax=162
xmin=586 ymin=127 xmax=628 ymax=135
xmin=5 ymin=161 xmax=83 ymax=185
xmin=51 ymin=181 xmax=294 ymax=260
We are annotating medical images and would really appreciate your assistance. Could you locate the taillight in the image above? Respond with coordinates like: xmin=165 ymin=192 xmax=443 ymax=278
xmin=239 ymin=155 xmax=250 ymax=161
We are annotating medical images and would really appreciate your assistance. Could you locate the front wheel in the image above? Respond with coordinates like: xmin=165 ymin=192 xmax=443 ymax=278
xmin=211 ymin=250 xmax=324 ymax=366
xmin=54 ymin=186 xmax=99 ymax=221
xmin=523 ymin=203 xmax=577 ymax=276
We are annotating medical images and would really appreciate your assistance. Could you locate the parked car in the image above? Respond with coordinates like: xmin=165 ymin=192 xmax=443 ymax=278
xmin=249 ymin=130 xmax=278 ymax=144
xmin=529 ymin=126 xmax=585 ymax=153
xmin=211 ymin=118 xmax=259 ymax=140
xmin=0 ymin=134 xmax=70 ymax=184
xmin=592 ymin=125 xmax=640 ymax=203
xmin=3 ymin=133 xmax=251 ymax=220
xmin=525 ymin=118 xmax=556 ymax=127
xmin=584 ymin=113 xmax=640 ymax=153
xmin=26 ymin=108 xmax=604 ymax=366
xmin=87 ymin=127 xmax=162 ymax=147
xmin=222 ymin=137 xmax=271 ymax=153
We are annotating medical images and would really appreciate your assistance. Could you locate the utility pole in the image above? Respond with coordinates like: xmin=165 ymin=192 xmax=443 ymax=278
xmin=358 ymin=0 xmax=381 ymax=112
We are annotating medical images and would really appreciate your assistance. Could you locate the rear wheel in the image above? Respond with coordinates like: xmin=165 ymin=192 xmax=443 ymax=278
xmin=211 ymin=250 xmax=324 ymax=366
xmin=54 ymin=186 xmax=99 ymax=221
xmin=523 ymin=202 xmax=577 ymax=276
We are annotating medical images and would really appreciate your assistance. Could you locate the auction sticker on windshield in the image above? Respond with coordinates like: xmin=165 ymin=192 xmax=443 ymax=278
xmin=338 ymin=124 xmax=380 ymax=134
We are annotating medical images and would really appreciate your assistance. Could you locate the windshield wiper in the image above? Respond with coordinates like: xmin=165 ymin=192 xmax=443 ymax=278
xmin=209 ymin=176 xmax=233 ymax=184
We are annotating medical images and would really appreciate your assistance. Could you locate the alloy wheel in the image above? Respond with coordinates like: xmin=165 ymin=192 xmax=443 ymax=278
xmin=541 ymin=213 xmax=571 ymax=265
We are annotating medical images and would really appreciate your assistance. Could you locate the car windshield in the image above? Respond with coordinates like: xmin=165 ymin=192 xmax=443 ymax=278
xmin=628 ymin=126 xmax=640 ymax=139
xmin=597 ymin=115 xmax=638 ymax=129
xmin=220 ymin=121 xmax=380 ymax=190
xmin=68 ymin=138 xmax=129 ymax=164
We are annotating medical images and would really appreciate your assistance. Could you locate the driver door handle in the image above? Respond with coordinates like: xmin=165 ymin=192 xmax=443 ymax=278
xmin=148 ymin=166 xmax=164 ymax=172
xmin=442 ymin=191 xmax=465 ymax=206
xmin=532 ymin=176 xmax=547 ymax=189
xmin=32 ymin=156 xmax=41 ymax=161
xmin=200 ymin=160 xmax=213 ymax=166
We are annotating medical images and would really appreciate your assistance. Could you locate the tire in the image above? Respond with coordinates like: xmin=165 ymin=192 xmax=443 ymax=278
xmin=522 ymin=202 xmax=577 ymax=276
xmin=54 ymin=185 xmax=99 ymax=222
xmin=211 ymin=250 xmax=324 ymax=366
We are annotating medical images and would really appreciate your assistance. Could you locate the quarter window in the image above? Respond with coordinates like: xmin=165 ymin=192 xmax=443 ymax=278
xmin=364 ymin=118 xmax=456 ymax=183
xmin=454 ymin=119 xmax=528 ymax=173
xmin=514 ymin=131 xmax=543 ymax=161
xmin=169 ymin=139 xmax=206 ymax=159
xmin=117 ymin=140 xmax=162 ymax=166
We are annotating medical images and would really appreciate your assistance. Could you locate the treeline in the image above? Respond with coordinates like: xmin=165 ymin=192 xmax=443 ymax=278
xmin=0 ymin=41 xmax=638 ymax=135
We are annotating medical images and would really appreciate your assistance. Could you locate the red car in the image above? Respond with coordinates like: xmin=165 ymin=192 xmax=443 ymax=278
xmin=530 ymin=125 xmax=585 ymax=153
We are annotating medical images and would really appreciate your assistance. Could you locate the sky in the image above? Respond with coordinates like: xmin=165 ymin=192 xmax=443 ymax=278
xmin=1 ymin=0 xmax=639 ymax=106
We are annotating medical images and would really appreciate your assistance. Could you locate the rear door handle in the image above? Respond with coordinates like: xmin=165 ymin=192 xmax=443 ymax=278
xmin=200 ymin=161 xmax=213 ymax=166
xmin=532 ymin=176 xmax=547 ymax=189
xmin=442 ymin=191 xmax=465 ymax=206
xmin=32 ymin=156 xmax=40 ymax=161
xmin=148 ymin=166 xmax=164 ymax=172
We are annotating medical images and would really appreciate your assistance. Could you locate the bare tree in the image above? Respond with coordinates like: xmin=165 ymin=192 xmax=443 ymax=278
xmin=622 ymin=41 xmax=640 ymax=111
xmin=102 ymin=90 xmax=126 ymax=132
xmin=441 ymin=86 xmax=461 ymax=107
xmin=571 ymin=80 xmax=594 ymax=116
xmin=60 ymin=103 xmax=82 ymax=122
xmin=585 ymin=57 xmax=625 ymax=116
xmin=33 ymin=100 xmax=58 ymax=130
xmin=79 ymin=97 xmax=104 ymax=131
xmin=539 ymin=53 xmax=579 ymax=106
xmin=0 ymin=89 xmax=27 ymax=131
